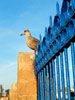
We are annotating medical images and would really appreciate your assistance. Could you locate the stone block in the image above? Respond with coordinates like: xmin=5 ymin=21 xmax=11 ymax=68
xmin=9 ymin=83 xmax=18 ymax=100
xmin=0 ymin=97 xmax=8 ymax=100
xmin=17 ymin=53 xmax=37 ymax=100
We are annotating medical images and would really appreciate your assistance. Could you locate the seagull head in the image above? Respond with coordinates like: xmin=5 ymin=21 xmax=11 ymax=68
xmin=20 ymin=30 xmax=30 ymax=36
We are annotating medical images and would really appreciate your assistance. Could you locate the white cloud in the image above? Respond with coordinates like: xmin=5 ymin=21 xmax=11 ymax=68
xmin=0 ymin=61 xmax=17 ymax=72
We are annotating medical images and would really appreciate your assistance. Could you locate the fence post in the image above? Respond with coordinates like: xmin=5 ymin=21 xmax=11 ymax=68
xmin=60 ymin=52 xmax=65 ymax=100
xmin=44 ymin=67 xmax=47 ymax=100
xmin=46 ymin=65 xmax=50 ymax=100
xmin=71 ymin=42 xmax=75 ymax=96
xmin=52 ymin=60 xmax=56 ymax=100
xmin=56 ymin=56 xmax=61 ymax=100
xmin=64 ymin=48 xmax=71 ymax=100
xmin=38 ymin=72 xmax=41 ymax=100
xmin=41 ymin=70 xmax=45 ymax=100
xmin=49 ymin=62 xmax=53 ymax=100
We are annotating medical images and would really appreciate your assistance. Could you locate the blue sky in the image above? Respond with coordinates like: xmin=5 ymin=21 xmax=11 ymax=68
xmin=0 ymin=0 xmax=72 ymax=90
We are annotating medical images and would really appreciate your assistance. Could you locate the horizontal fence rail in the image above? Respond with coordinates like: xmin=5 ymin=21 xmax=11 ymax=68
xmin=34 ymin=0 xmax=75 ymax=100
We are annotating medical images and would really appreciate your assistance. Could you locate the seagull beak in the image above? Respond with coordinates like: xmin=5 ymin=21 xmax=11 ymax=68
xmin=20 ymin=33 xmax=24 ymax=36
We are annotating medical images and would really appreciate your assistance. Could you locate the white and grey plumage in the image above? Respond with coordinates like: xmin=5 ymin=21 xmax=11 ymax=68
xmin=20 ymin=30 xmax=40 ymax=53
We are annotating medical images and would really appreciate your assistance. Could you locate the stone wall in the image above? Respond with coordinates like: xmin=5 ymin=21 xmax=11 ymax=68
xmin=0 ymin=97 xmax=8 ymax=100
xmin=9 ymin=83 xmax=18 ymax=100
xmin=9 ymin=52 xmax=37 ymax=100
xmin=17 ymin=53 xmax=37 ymax=100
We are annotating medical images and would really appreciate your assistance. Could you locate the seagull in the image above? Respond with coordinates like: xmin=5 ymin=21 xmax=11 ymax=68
xmin=20 ymin=30 xmax=40 ymax=54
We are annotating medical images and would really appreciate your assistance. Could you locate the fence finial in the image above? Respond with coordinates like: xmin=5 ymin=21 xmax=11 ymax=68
xmin=74 ymin=0 xmax=75 ymax=8
xmin=56 ymin=2 xmax=60 ymax=15
xmin=67 ymin=1 xmax=70 ymax=9
xmin=49 ymin=16 xmax=52 ymax=27
xmin=39 ymin=34 xmax=42 ymax=42
xmin=71 ymin=0 xmax=75 ymax=8
xmin=37 ymin=42 xmax=39 ymax=52
xmin=45 ymin=27 xmax=48 ymax=37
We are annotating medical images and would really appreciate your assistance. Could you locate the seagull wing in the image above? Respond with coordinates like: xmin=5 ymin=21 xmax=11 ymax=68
xmin=30 ymin=36 xmax=40 ymax=50
xmin=31 ymin=36 xmax=40 ymax=43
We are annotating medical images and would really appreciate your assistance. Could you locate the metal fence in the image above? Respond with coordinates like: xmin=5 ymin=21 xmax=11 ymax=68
xmin=34 ymin=0 xmax=75 ymax=100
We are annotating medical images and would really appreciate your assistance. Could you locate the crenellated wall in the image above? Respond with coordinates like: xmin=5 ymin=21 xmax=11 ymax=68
xmin=9 ymin=52 xmax=37 ymax=100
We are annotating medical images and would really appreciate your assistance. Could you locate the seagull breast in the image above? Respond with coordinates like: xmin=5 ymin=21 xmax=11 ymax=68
xmin=26 ymin=35 xmax=39 ymax=51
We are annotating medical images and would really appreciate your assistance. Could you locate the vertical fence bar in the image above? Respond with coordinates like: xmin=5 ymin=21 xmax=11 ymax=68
xmin=39 ymin=72 xmax=42 ymax=100
xmin=41 ymin=70 xmax=45 ymax=100
xmin=71 ymin=42 xmax=75 ymax=96
xmin=49 ymin=62 xmax=53 ymax=100
xmin=38 ymin=72 xmax=41 ymax=100
xmin=56 ymin=56 xmax=61 ymax=100
xmin=52 ymin=59 xmax=56 ymax=100
xmin=44 ymin=67 xmax=47 ymax=100
xmin=46 ymin=65 xmax=50 ymax=100
xmin=38 ymin=74 xmax=40 ymax=100
xmin=60 ymin=52 xmax=65 ymax=100
xmin=64 ymin=48 xmax=71 ymax=100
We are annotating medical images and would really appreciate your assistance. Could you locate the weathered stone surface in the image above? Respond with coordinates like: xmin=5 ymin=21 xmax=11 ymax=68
xmin=9 ymin=90 xmax=12 ymax=100
xmin=17 ymin=53 xmax=37 ymax=100
xmin=9 ymin=83 xmax=18 ymax=100
xmin=0 ymin=97 xmax=8 ymax=100
xmin=9 ymin=52 xmax=37 ymax=100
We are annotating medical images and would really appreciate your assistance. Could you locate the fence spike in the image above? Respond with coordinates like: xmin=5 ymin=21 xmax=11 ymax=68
xmin=49 ymin=16 xmax=52 ymax=27
xmin=45 ymin=27 xmax=47 ymax=37
xmin=74 ymin=0 xmax=75 ymax=8
xmin=56 ymin=2 xmax=60 ymax=15
xmin=39 ymin=34 xmax=42 ymax=42
xmin=71 ymin=0 xmax=75 ymax=9
xmin=67 ymin=1 xmax=70 ymax=9
xmin=37 ymin=42 xmax=39 ymax=49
